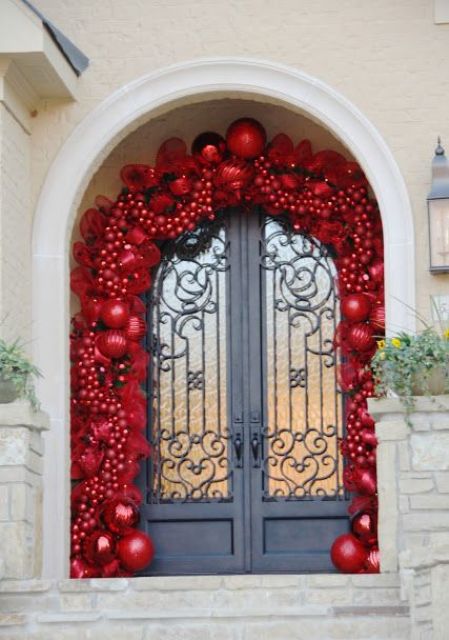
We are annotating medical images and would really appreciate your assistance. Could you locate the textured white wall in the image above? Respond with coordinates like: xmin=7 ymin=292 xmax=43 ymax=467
xmin=0 ymin=104 xmax=31 ymax=344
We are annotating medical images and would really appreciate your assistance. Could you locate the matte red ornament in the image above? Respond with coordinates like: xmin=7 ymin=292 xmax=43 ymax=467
xmin=120 ymin=165 xmax=152 ymax=192
xmin=103 ymin=497 xmax=140 ymax=534
xmin=192 ymin=132 xmax=226 ymax=164
xmin=215 ymin=159 xmax=254 ymax=192
xmin=364 ymin=547 xmax=380 ymax=573
xmin=341 ymin=294 xmax=372 ymax=323
xmin=97 ymin=330 xmax=128 ymax=359
xmin=369 ymin=259 xmax=384 ymax=283
xmin=351 ymin=512 xmax=377 ymax=545
xmin=347 ymin=323 xmax=375 ymax=352
xmin=117 ymin=530 xmax=155 ymax=572
xmin=125 ymin=315 xmax=146 ymax=342
xmin=100 ymin=299 xmax=130 ymax=329
xmin=226 ymin=118 xmax=266 ymax=159
xmin=330 ymin=534 xmax=368 ymax=573
xmin=83 ymin=530 xmax=116 ymax=566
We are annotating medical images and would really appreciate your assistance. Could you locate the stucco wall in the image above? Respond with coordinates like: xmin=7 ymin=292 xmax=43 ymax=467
xmin=28 ymin=0 xmax=449 ymax=323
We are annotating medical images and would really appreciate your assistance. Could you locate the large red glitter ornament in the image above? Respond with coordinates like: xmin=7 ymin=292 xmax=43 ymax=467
xmin=341 ymin=294 xmax=372 ymax=323
xmin=100 ymin=299 xmax=130 ymax=329
xmin=330 ymin=533 xmax=368 ymax=573
xmin=192 ymin=131 xmax=226 ymax=164
xmin=226 ymin=118 xmax=266 ymax=159
xmin=83 ymin=530 xmax=116 ymax=566
xmin=103 ymin=497 xmax=140 ymax=534
xmin=117 ymin=530 xmax=155 ymax=572
xmin=96 ymin=330 xmax=128 ymax=359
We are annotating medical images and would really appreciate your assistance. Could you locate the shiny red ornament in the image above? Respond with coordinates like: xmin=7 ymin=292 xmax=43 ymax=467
xmin=97 ymin=330 xmax=128 ymax=359
xmin=192 ymin=132 xmax=226 ymax=163
xmin=169 ymin=176 xmax=192 ymax=196
xmin=103 ymin=497 xmax=140 ymax=534
xmin=226 ymin=118 xmax=266 ymax=159
xmin=351 ymin=512 xmax=377 ymax=545
xmin=83 ymin=530 xmax=116 ymax=566
xmin=214 ymin=159 xmax=254 ymax=192
xmin=70 ymin=557 xmax=99 ymax=579
xmin=364 ymin=547 xmax=380 ymax=573
xmin=341 ymin=294 xmax=372 ymax=323
xmin=353 ymin=468 xmax=377 ymax=496
xmin=347 ymin=323 xmax=375 ymax=352
xmin=100 ymin=299 xmax=130 ymax=329
xmin=117 ymin=530 xmax=155 ymax=572
xmin=330 ymin=534 xmax=368 ymax=573
xmin=125 ymin=315 xmax=146 ymax=342
xmin=370 ymin=305 xmax=385 ymax=332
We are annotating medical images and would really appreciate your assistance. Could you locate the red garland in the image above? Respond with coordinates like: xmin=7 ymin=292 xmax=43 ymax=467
xmin=70 ymin=118 xmax=384 ymax=577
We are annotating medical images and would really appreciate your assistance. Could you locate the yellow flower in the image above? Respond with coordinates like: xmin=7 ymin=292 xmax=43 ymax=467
xmin=391 ymin=338 xmax=401 ymax=348
xmin=377 ymin=339 xmax=386 ymax=350
xmin=444 ymin=329 xmax=449 ymax=340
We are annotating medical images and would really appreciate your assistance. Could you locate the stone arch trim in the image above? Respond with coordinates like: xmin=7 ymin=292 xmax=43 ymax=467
xmin=32 ymin=57 xmax=414 ymax=577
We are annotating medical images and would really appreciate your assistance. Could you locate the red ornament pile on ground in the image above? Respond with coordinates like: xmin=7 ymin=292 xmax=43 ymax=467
xmin=70 ymin=117 xmax=384 ymax=577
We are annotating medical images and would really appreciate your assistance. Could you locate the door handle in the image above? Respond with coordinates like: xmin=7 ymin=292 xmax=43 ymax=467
xmin=251 ymin=433 xmax=261 ymax=468
xmin=233 ymin=433 xmax=243 ymax=468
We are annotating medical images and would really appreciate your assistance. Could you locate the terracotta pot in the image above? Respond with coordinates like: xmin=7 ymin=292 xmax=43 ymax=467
xmin=0 ymin=375 xmax=20 ymax=403
xmin=411 ymin=364 xmax=448 ymax=396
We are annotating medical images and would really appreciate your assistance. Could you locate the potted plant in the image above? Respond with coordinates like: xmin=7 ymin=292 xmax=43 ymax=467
xmin=371 ymin=327 xmax=449 ymax=414
xmin=0 ymin=338 xmax=42 ymax=408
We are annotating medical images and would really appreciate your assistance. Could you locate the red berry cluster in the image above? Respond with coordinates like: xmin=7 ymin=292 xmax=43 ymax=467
xmin=70 ymin=118 xmax=384 ymax=577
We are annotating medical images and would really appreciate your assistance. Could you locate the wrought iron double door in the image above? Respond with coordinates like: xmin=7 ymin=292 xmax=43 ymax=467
xmin=140 ymin=209 xmax=349 ymax=575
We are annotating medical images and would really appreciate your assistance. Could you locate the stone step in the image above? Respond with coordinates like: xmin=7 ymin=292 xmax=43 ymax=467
xmin=0 ymin=574 xmax=410 ymax=639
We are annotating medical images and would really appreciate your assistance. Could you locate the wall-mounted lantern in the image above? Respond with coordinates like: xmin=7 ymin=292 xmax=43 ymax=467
xmin=428 ymin=138 xmax=449 ymax=273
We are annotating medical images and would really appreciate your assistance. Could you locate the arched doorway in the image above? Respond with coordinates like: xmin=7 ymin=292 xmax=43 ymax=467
xmin=32 ymin=59 xmax=414 ymax=578
xmin=142 ymin=207 xmax=347 ymax=574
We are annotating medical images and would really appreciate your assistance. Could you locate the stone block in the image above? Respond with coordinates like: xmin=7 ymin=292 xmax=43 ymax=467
xmin=0 ymin=483 xmax=9 ymax=520
xmin=375 ymin=420 xmax=408 ymax=441
xmin=10 ymin=484 xmax=32 ymax=521
xmin=403 ymin=512 xmax=449 ymax=531
xmin=0 ymin=521 xmax=31 ymax=578
xmin=410 ymin=494 xmax=449 ymax=510
xmin=398 ymin=441 xmax=411 ymax=471
xmin=399 ymin=477 xmax=434 ymax=494
xmin=133 ymin=575 xmax=222 ymax=591
xmin=351 ymin=573 xmax=401 ymax=587
xmin=305 ymin=587 xmax=352 ymax=605
xmin=376 ymin=440 xmax=399 ymax=572
xmin=0 ymin=427 xmax=30 ymax=466
xmin=144 ymin=622 xmax=238 ymax=640
xmin=435 ymin=472 xmax=449 ymax=493
xmin=411 ymin=433 xmax=449 ymax=471
xmin=307 ymin=574 xmax=350 ymax=588
xmin=0 ymin=613 xmax=27 ymax=627
xmin=0 ymin=579 xmax=51 ymax=592
xmin=60 ymin=593 xmax=94 ymax=612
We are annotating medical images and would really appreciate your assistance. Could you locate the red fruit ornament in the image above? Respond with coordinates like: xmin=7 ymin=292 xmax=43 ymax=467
xmin=341 ymin=294 xmax=372 ymax=323
xmin=353 ymin=467 xmax=377 ymax=496
xmin=226 ymin=118 xmax=266 ymax=159
xmin=103 ymin=497 xmax=140 ymax=534
xmin=125 ymin=315 xmax=146 ymax=341
xmin=117 ymin=530 xmax=155 ymax=572
xmin=83 ymin=530 xmax=116 ymax=566
xmin=97 ymin=330 xmax=128 ymax=359
xmin=191 ymin=132 xmax=226 ymax=164
xmin=330 ymin=533 xmax=368 ymax=573
xmin=351 ymin=512 xmax=377 ymax=546
xmin=100 ymin=299 xmax=130 ymax=329
xmin=347 ymin=323 xmax=375 ymax=352
xmin=364 ymin=547 xmax=380 ymax=573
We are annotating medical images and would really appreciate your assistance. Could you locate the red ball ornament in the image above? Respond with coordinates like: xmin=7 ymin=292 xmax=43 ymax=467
xmin=351 ymin=512 xmax=377 ymax=545
xmin=330 ymin=533 xmax=368 ymax=573
xmin=103 ymin=497 xmax=140 ymax=534
xmin=370 ymin=305 xmax=385 ymax=332
xmin=191 ymin=132 xmax=226 ymax=163
xmin=97 ymin=330 xmax=128 ymax=359
xmin=353 ymin=467 xmax=377 ymax=496
xmin=169 ymin=176 xmax=192 ymax=196
xmin=117 ymin=530 xmax=155 ymax=572
xmin=125 ymin=315 xmax=146 ymax=342
xmin=83 ymin=530 xmax=116 ymax=566
xmin=70 ymin=557 xmax=99 ymax=579
xmin=214 ymin=159 xmax=254 ymax=192
xmin=369 ymin=259 xmax=384 ymax=283
xmin=347 ymin=323 xmax=375 ymax=352
xmin=226 ymin=118 xmax=266 ymax=159
xmin=341 ymin=294 xmax=372 ymax=323
xmin=100 ymin=299 xmax=130 ymax=329
xmin=364 ymin=547 xmax=380 ymax=573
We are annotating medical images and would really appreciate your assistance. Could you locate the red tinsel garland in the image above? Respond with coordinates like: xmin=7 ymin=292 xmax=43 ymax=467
xmin=70 ymin=118 xmax=384 ymax=577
